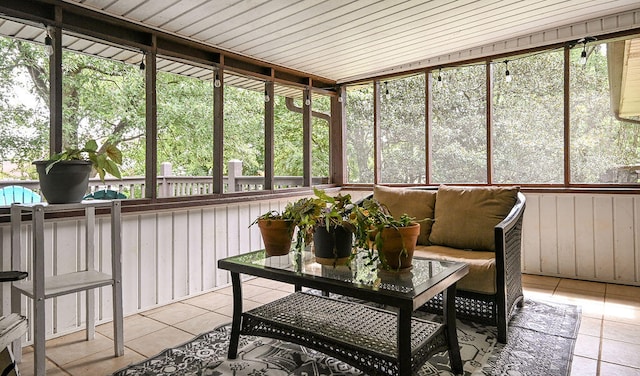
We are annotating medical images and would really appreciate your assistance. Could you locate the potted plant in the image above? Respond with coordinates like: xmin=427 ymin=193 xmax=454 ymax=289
xmin=33 ymin=139 xmax=122 ymax=204
xmin=250 ymin=209 xmax=295 ymax=256
xmin=348 ymin=198 xmax=422 ymax=271
xmin=282 ymin=195 xmax=323 ymax=253
xmin=250 ymin=189 xmax=356 ymax=262
xmin=311 ymin=189 xmax=355 ymax=266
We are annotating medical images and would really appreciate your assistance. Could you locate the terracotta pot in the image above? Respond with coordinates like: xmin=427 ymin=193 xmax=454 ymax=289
xmin=33 ymin=160 xmax=92 ymax=204
xmin=313 ymin=225 xmax=353 ymax=265
xmin=379 ymin=223 xmax=420 ymax=270
xmin=258 ymin=219 xmax=294 ymax=256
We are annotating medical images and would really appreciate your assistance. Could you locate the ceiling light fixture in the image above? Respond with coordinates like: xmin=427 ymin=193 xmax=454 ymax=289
xmin=384 ymin=81 xmax=390 ymax=99
xmin=305 ymin=93 xmax=311 ymax=106
xmin=504 ymin=61 xmax=512 ymax=83
xmin=264 ymin=87 xmax=270 ymax=103
xmin=44 ymin=27 xmax=53 ymax=56
xmin=214 ymin=71 xmax=221 ymax=88
xmin=437 ymin=68 xmax=442 ymax=85
xmin=577 ymin=37 xmax=597 ymax=65
xmin=139 ymin=52 xmax=145 ymax=74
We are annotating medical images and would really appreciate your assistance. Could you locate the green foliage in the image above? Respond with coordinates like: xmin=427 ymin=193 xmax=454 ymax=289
xmin=380 ymin=76 xmax=426 ymax=183
xmin=3 ymin=33 xmax=640 ymax=187
xmin=344 ymin=40 xmax=640 ymax=185
xmin=432 ymin=65 xmax=487 ymax=183
xmin=47 ymin=139 xmax=123 ymax=182
xmin=346 ymin=198 xmax=423 ymax=270
xmin=345 ymin=85 xmax=375 ymax=183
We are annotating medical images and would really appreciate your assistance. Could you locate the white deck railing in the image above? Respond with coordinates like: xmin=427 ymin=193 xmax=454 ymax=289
xmin=0 ymin=160 xmax=328 ymax=199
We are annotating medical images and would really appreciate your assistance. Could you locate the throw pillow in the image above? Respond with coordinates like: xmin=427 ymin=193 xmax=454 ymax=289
xmin=373 ymin=185 xmax=436 ymax=245
xmin=428 ymin=185 xmax=519 ymax=251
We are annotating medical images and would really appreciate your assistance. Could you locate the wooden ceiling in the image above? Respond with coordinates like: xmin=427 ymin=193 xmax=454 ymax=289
xmin=60 ymin=0 xmax=640 ymax=83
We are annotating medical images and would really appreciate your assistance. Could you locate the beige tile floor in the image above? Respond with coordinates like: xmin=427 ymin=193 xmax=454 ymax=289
xmin=12 ymin=274 xmax=640 ymax=376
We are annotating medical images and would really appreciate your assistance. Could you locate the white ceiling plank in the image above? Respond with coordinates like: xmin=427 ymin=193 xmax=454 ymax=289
xmin=162 ymin=0 xmax=269 ymax=36
xmin=193 ymin=0 xmax=312 ymax=44
xmin=291 ymin=0 xmax=638 ymax=78
xmin=0 ymin=20 xmax=24 ymax=37
xmin=140 ymin=0 xmax=210 ymax=25
xmin=91 ymin=0 xmax=149 ymax=16
xmin=253 ymin=0 xmax=463 ymax=61
xmin=223 ymin=0 xmax=368 ymax=51
xmin=24 ymin=0 xmax=640 ymax=82
xmin=260 ymin=0 xmax=491 ymax=67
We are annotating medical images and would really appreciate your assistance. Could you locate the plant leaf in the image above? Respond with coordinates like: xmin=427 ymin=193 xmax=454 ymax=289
xmin=104 ymin=159 xmax=122 ymax=179
xmin=84 ymin=139 xmax=99 ymax=152
xmin=105 ymin=143 xmax=122 ymax=164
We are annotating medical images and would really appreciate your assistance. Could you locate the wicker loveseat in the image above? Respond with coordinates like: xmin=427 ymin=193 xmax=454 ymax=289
xmin=372 ymin=185 xmax=526 ymax=343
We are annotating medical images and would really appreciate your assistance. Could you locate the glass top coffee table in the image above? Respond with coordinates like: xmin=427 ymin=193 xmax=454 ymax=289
xmin=218 ymin=250 xmax=469 ymax=375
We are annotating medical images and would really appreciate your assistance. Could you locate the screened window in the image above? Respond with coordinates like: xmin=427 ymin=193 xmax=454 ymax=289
xmin=570 ymin=38 xmax=640 ymax=184
xmin=156 ymin=58 xmax=213 ymax=196
xmin=431 ymin=65 xmax=487 ymax=183
xmin=61 ymin=35 xmax=144 ymax=198
xmin=380 ymin=75 xmax=426 ymax=184
xmin=0 ymin=34 xmax=49 ymax=180
xmin=274 ymin=84 xmax=303 ymax=189
xmin=224 ymin=73 xmax=265 ymax=192
xmin=346 ymin=84 xmax=374 ymax=183
xmin=492 ymin=52 xmax=564 ymax=184
xmin=312 ymin=94 xmax=330 ymax=185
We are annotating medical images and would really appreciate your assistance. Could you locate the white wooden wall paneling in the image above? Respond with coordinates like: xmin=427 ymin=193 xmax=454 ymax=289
xmin=138 ymin=213 xmax=157 ymax=311
xmin=522 ymin=194 xmax=541 ymax=273
xmin=156 ymin=212 xmax=173 ymax=306
xmin=557 ymin=195 xmax=576 ymax=277
xmin=594 ymin=196 xmax=615 ymax=281
xmin=539 ymin=195 xmax=559 ymax=274
xmin=202 ymin=207 xmax=216 ymax=291
xmin=172 ymin=211 xmax=188 ymax=300
xmin=98 ymin=217 xmax=114 ymax=322
xmin=214 ymin=206 xmax=229 ymax=288
xmin=613 ymin=196 xmax=635 ymax=281
xmin=521 ymin=193 xmax=639 ymax=286
xmin=53 ymin=220 xmax=76 ymax=337
xmin=635 ymin=198 xmax=640 ymax=283
xmin=4 ymin=192 xmax=639 ymax=341
xmin=574 ymin=195 xmax=596 ymax=278
xmin=187 ymin=209 xmax=202 ymax=295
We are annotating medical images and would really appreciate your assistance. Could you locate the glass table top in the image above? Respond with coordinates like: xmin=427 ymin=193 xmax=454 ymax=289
xmin=221 ymin=249 xmax=466 ymax=296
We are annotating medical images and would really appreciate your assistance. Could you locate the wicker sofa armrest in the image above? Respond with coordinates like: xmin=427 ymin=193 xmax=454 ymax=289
xmin=494 ymin=192 xmax=526 ymax=342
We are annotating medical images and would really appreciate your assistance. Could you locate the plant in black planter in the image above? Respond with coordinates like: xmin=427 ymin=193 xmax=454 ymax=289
xmin=311 ymin=188 xmax=355 ymax=266
xmin=34 ymin=139 xmax=122 ymax=204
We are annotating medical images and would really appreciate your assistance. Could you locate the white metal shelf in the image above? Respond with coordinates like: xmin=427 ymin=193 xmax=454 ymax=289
xmin=12 ymin=270 xmax=114 ymax=299
xmin=10 ymin=200 xmax=124 ymax=375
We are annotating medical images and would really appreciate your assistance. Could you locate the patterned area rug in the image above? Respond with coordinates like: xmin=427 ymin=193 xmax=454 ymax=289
xmin=113 ymin=299 xmax=580 ymax=376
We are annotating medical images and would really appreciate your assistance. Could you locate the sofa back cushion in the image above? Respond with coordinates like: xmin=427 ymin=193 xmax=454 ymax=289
xmin=428 ymin=185 xmax=519 ymax=251
xmin=373 ymin=185 xmax=436 ymax=245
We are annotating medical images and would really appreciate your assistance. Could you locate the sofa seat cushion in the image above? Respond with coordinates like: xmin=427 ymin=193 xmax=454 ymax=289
xmin=415 ymin=245 xmax=496 ymax=294
xmin=373 ymin=185 xmax=436 ymax=245
xmin=428 ymin=185 xmax=519 ymax=251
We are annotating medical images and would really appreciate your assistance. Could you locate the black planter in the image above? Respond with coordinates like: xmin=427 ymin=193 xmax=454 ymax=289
xmin=34 ymin=160 xmax=92 ymax=204
xmin=313 ymin=225 xmax=353 ymax=266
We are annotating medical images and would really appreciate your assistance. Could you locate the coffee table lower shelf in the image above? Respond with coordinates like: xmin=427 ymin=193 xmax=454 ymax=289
xmin=238 ymin=292 xmax=450 ymax=375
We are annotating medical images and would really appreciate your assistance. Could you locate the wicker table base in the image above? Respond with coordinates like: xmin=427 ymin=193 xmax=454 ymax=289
xmin=238 ymin=292 xmax=451 ymax=375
